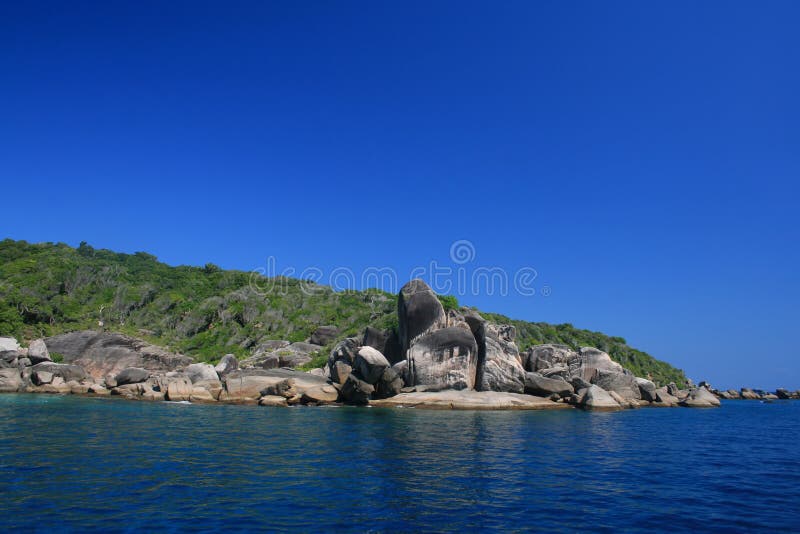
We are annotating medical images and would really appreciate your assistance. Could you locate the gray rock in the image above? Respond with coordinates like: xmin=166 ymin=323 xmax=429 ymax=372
xmin=354 ymin=346 xmax=390 ymax=384
xmin=44 ymin=331 xmax=193 ymax=380
xmin=406 ymin=327 xmax=478 ymax=390
xmin=524 ymin=372 xmax=574 ymax=397
xmin=214 ymin=354 xmax=238 ymax=377
xmin=654 ymin=387 xmax=679 ymax=406
xmin=371 ymin=390 xmax=572 ymax=410
xmin=0 ymin=368 xmax=23 ymax=392
xmin=166 ymin=376 xmax=193 ymax=401
xmin=327 ymin=337 xmax=360 ymax=371
xmin=31 ymin=362 xmax=87 ymax=382
xmin=31 ymin=370 xmax=54 ymax=386
xmin=330 ymin=360 xmax=352 ymax=386
xmin=0 ymin=337 xmax=20 ymax=352
xmin=580 ymin=384 xmax=622 ymax=411
xmin=397 ymin=279 xmax=448 ymax=355
xmin=0 ymin=350 xmax=19 ymax=364
xmin=27 ymin=339 xmax=52 ymax=365
xmin=184 ymin=363 xmax=219 ymax=383
xmin=740 ymin=388 xmax=760 ymax=400
xmin=115 ymin=367 xmax=150 ymax=386
xmin=374 ymin=366 xmax=405 ymax=399
xmin=776 ymin=388 xmax=791 ymax=400
xmin=680 ymin=387 xmax=721 ymax=408
xmin=340 ymin=374 xmax=374 ymax=405
xmin=570 ymin=376 xmax=592 ymax=391
xmin=573 ymin=347 xmax=625 ymax=382
xmin=636 ymin=377 xmax=658 ymax=402
xmin=310 ymin=325 xmax=339 ymax=346
xmin=17 ymin=358 xmax=31 ymax=367
xmin=592 ymin=369 xmax=641 ymax=400
xmin=523 ymin=344 xmax=577 ymax=373
xmin=470 ymin=319 xmax=525 ymax=393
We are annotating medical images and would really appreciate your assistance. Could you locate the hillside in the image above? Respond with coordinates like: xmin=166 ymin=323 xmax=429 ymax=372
xmin=0 ymin=239 xmax=687 ymax=385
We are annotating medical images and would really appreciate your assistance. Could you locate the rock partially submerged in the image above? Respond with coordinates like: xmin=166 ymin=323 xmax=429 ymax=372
xmin=370 ymin=390 xmax=571 ymax=410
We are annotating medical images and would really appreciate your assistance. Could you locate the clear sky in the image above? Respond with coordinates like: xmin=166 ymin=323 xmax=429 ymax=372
xmin=1 ymin=1 xmax=798 ymax=389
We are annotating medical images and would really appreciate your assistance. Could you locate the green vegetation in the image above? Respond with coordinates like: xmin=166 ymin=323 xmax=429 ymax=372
xmin=50 ymin=352 xmax=64 ymax=363
xmin=0 ymin=239 xmax=686 ymax=385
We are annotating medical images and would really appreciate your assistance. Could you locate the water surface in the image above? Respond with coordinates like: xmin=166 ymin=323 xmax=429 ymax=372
xmin=1 ymin=395 xmax=798 ymax=532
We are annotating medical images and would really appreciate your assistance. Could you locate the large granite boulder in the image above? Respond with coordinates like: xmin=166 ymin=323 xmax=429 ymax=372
xmin=0 ymin=338 xmax=20 ymax=352
xmin=740 ymin=388 xmax=760 ymax=400
xmin=184 ymin=363 xmax=219 ymax=383
xmin=468 ymin=316 xmax=525 ymax=393
xmin=524 ymin=372 xmax=574 ymax=397
xmin=354 ymin=347 xmax=390 ymax=385
xmin=776 ymin=388 xmax=792 ymax=400
xmin=0 ymin=368 xmax=23 ymax=392
xmin=362 ymin=327 xmax=404 ymax=366
xmin=374 ymin=366 xmax=405 ymax=399
xmin=310 ymin=325 xmax=339 ymax=346
xmin=406 ymin=327 xmax=478 ymax=390
xmin=573 ymin=347 xmax=625 ymax=382
xmin=31 ymin=362 xmax=87 ymax=383
xmin=327 ymin=337 xmax=360 ymax=385
xmin=240 ymin=342 xmax=322 ymax=370
xmin=44 ymin=331 xmax=193 ymax=379
xmin=221 ymin=370 xmax=287 ymax=403
xmin=591 ymin=369 xmax=641 ymax=400
xmin=27 ymin=339 xmax=52 ymax=365
xmin=115 ymin=367 xmax=149 ymax=386
xmin=214 ymin=354 xmax=238 ymax=377
xmin=654 ymin=387 xmax=680 ymax=406
xmin=580 ymin=384 xmax=622 ymax=411
xmin=398 ymin=279 xmax=448 ymax=355
xmin=636 ymin=377 xmax=658 ymax=402
xmin=166 ymin=376 xmax=193 ymax=401
xmin=680 ymin=387 xmax=721 ymax=408
xmin=340 ymin=374 xmax=374 ymax=405
xmin=523 ymin=344 xmax=577 ymax=373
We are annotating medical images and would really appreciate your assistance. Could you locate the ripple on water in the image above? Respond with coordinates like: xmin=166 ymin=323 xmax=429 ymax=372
xmin=1 ymin=395 xmax=800 ymax=531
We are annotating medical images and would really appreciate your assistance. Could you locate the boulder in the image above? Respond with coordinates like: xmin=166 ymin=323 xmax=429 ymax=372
xmin=214 ymin=354 xmax=239 ymax=377
xmin=776 ymin=388 xmax=791 ymax=400
xmin=654 ymin=387 xmax=679 ymax=406
xmin=310 ymin=325 xmax=339 ymax=346
xmin=0 ymin=337 xmax=20 ymax=352
xmin=592 ymin=369 xmax=641 ymax=400
xmin=31 ymin=362 xmax=87 ymax=382
xmin=371 ymin=390 xmax=571 ymax=410
xmin=300 ymin=383 xmax=340 ymax=404
xmin=0 ymin=368 xmax=23 ymax=392
xmin=635 ymin=377 xmax=658 ymax=402
xmin=397 ymin=279 xmax=448 ymax=354
xmin=340 ymin=374 xmax=374 ymax=405
xmin=68 ymin=381 xmax=90 ymax=395
xmin=166 ymin=376 xmax=193 ymax=401
xmin=193 ymin=379 xmax=224 ymax=400
xmin=362 ymin=326 xmax=387 ymax=353
xmin=115 ymin=367 xmax=150 ymax=386
xmin=88 ymin=384 xmax=111 ymax=396
xmin=523 ymin=344 xmax=577 ymax=373
xmin=328 ymin=337 xmax=360 ymax=371
xmin=524 ymin=372 xmax=574 ymax=397
xmin=190 ymin=387 xmax=217 ymax=403
xmin=573 ymin=347 xmax=624 ymax=381
xmin=240 ymin=342 xmax=320 ymax=370
xmin=354 ymin=347 xmax=390 ymax=384
xmin=31 ymin=370 xmax=54 ymax=386
xmin=27 ymin=339 xmax=52 ymax=365
xmin=580 ymin=384 xmax=622 ymax=411
xmin=221 ymin=370 xmax=287 ymax=402
xmin=470 ymin=319 xmax=526 ymax=393
xmin=680 ymin=387 xmax=721 ymax=408
xmin=184 ymin=363 xmax=219 ymax=383
xmin=374 ymin=366 xmax=405 ymax=399
xmin=44 ymin=330 xmax=193 ymax=379
xmin=1 ymin=350 xmax=18 ymax=364
xmin=740 ymin=388 xmax=760 ymax=400
xmin=406 ymin=327 xmax=478 ymax=390
xmin=17 ymin=357 xmax=31 ymax=367
xmin=258 ymin=395 xmax=289 ymax=407
xmin=330 ymin=361 xmax=352 ymax=386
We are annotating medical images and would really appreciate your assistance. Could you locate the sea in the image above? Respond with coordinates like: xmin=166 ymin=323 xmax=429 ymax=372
xmin=1 ymin=394 xmax=798 ymax=532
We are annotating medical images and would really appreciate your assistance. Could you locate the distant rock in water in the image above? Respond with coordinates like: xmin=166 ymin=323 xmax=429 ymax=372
xmin=45 ymin=331 xmax=193 ymax=379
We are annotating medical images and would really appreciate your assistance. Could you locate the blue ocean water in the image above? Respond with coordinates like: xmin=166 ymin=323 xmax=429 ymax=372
xmin=1 ymin=395 xmax=798 ymax=532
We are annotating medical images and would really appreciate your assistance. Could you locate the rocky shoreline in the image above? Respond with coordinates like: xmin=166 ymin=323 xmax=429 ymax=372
xmin=1 ymin=280 xmax=797 ymax=410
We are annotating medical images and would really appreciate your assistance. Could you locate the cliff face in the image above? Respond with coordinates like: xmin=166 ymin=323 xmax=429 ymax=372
xmin=0 ymin=239 xmax=687 ymax=385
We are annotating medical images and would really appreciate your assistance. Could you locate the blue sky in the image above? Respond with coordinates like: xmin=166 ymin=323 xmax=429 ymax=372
xmin=1 ymin=1 xmax=798 ymax=389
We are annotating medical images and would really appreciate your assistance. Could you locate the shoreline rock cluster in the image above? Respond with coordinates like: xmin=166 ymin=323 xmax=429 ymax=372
xmin=1 ymin=281 xmax=797 ymax=410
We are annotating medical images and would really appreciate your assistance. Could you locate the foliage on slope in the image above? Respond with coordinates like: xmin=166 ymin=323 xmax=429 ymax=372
xmin=0 ymin=239 xmax=686 ymax=385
